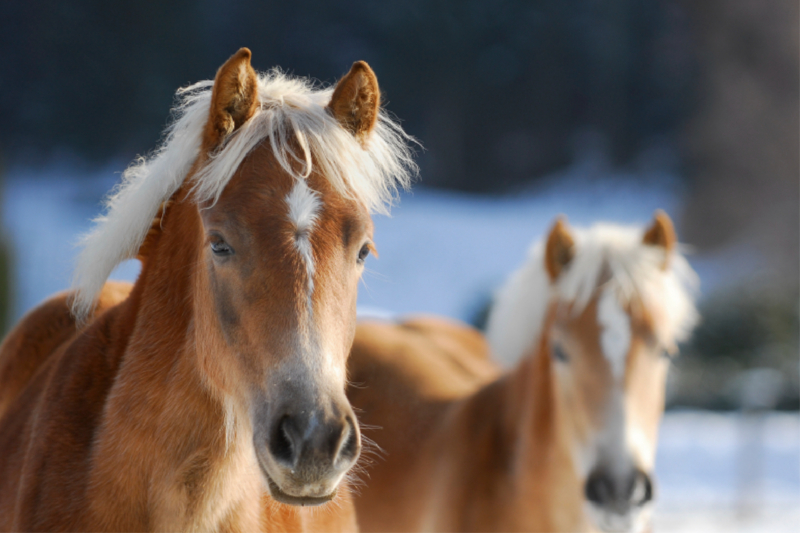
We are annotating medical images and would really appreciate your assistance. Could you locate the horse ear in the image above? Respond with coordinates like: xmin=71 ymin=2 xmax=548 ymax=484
xmin=545 ymin=217 xmax=575 ymax=281
xmin=327 ymin=61 xmax=380 ymax=146
xmin=643 ymin=209 xmax=676 ymax=253
xmin=203 ymin=48 xmax=259 ymax=151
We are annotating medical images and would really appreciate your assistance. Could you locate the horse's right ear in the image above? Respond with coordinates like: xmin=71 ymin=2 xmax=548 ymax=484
xmin=545 ymin=217 xmax=575 ymax=281
xmin=203 ymin=48 xmax=259 ymax=152
xmin=327 ymin=61 xmax=381 ymax=147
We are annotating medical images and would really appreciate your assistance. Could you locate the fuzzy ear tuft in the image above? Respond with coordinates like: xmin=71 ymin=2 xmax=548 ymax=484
xmin=203 ymin=48 xmax=259 ymax=152
xmin=643 ymin=210 xmax=676 ymax=268
xmin=327 ymin=61 xmax=380 ymax=146
xmin=545 ymin=217 xmax=575 ymax=281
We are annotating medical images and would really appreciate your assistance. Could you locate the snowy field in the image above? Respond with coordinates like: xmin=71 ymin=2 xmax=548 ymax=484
xmin=654 ymin=411 xmax=799 ymax=532
xmin=2 ymin=163 xmax=797 ymax=530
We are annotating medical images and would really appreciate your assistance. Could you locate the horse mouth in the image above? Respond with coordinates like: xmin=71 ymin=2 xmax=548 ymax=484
xmin=257 ymin=457 xmax=337 ymax=507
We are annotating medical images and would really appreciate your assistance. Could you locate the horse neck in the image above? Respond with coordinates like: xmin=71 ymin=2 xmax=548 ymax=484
xmin=126 ymin=189 xmax=197 ymax=350
xmin=504 ymin=326 xmax=561 ymax=465
xmin=491 ymin=306 xmax=583 ymax=510
xmin=120 ymin=185 xmax=225 ymax=435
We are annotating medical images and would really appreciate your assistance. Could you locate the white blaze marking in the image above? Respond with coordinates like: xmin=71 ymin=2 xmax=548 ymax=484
xmin=285 ymin=179 xmax=321 ymax=308
xmin=597 ymin=288 xmax=631 ymax=380
xmin=627 ymin=424 xmax=657 ymax=472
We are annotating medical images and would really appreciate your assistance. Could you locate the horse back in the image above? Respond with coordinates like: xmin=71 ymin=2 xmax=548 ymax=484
xmin=349 ymin=317 xmax=498 ymax=404
xmin=0 ymin=281 xmax=133 ymax=417
xmin=399 ymin=315 xmax=498 ymax=381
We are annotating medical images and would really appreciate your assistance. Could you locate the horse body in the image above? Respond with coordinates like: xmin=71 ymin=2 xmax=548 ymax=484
xmin=348 ymin=317 xmax=505 ymax=531
xmin=0 ymin=48 xmax=414 ymax=531
xmin=348 ymin=213 xmax=698 ymax=533
xmin=349 ymin=319 xmax=584 ymax=532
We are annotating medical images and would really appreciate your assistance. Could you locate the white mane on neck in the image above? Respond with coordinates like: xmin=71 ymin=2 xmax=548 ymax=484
xmin=486 ymin=223 xmax=699 ymax=368
xmin=71 ymin=69 xmax=417 ymax=320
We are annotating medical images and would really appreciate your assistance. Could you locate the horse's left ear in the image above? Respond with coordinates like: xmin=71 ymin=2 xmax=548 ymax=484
xmin=327 ymin=61 xmax=380 ymax=146
xmin=203 ymin=48 xmax=259 ymax=152
xmin=643 ymin=210 xmax=676 ymax=267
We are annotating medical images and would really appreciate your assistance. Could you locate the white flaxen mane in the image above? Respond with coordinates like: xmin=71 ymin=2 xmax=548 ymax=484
xmin=71 ymin=69 xmax=417 ymax=320
xmin=486 ymin=223 xmax=699 ymax=368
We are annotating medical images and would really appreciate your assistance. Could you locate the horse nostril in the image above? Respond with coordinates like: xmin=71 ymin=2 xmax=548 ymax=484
xmin=585 ymin=469 xmax=614 ymax=506
xmin=335 ymin=416 xmax=360 ymax=464
xmin=266 ymin=409 xmax=360 ymax=479
xmin=586 ymin=468 xmax=655 ymax=509
xmin=269 ymin=415 xmax=297 ymax=466
xmin=631 ymin=470 xmax=654 ymax=505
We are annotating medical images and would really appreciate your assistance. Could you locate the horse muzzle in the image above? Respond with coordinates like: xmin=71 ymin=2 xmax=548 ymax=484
xmin=583 ymin=467 xmax=654 ymax=533
xmin=256 ymin=404 xmax=361 ymax=506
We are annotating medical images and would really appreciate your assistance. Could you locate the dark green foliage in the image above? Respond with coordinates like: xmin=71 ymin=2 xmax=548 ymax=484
xmin=685 ymin=289 xmax=799 ymax=366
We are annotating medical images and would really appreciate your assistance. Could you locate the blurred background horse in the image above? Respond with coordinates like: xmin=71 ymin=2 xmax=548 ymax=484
xmin=348 ymin=212 xmax=698 ymax=532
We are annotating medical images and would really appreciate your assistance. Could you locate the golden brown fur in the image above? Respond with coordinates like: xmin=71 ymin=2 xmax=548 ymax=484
xmin=0 ymin=49 xmax=391 ymax=532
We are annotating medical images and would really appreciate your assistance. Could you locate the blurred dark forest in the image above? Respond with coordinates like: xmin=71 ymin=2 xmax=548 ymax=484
xmin=0 ymin=0 xmax=797 ymax=408
xmin=1 ymin=0 xmax=693 ymax=191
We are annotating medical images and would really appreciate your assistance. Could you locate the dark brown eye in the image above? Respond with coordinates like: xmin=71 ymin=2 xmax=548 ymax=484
xmin=357 ymin=243 xmax=370 ymax=264
xmin=211 ymin=238 xmax=233 ymax=256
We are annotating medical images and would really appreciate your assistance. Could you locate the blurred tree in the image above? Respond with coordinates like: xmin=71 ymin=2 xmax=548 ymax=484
xmin=679 ymin=0 xmax=799 ymax=290
xmin=0 ymin=0 xmax=694 ymax=192
xmin=0 ymin=156 xmax=10 ymax=335
xmin=0 ymin=0 xmax=210 ymax=159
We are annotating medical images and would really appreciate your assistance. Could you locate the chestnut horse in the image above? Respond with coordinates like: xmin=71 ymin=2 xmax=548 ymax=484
xmin=348 ymin=212 xmax=698 ymax=532
xmin=0 ymin=48 xmax=415 ymax=531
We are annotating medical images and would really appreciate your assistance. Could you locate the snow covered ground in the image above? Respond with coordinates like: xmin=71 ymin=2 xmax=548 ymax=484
xmin=654 ymin=410 xmax=799 ymax=532
xmin=1 ymin=163 xmax=796 ymax=530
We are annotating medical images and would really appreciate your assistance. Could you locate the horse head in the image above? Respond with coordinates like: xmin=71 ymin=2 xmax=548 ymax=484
xmin=72 ymin=48 xmax=415 ymax=511
xmin=541 ymin=212 xmax=698 ymax=532
xmin=194 ymin=50 xmax=392 ymax=505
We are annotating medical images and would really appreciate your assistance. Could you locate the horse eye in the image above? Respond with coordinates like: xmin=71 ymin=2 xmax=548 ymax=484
xmin=357 ymin=243 xmax=370 ymax=264
xmin=552 ymin=344 xmax=569 ymax=363
xmin=210 ymin=239 xmax=233 ymax=256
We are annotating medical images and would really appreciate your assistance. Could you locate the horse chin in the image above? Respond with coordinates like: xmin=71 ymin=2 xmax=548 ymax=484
xmin=257 ymin=457 xmax=339 ymax=507
xmin=584 ymin=501 xmax=652 ymax=533
xmin=265 ymin=475 xmax=337 ymax=507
